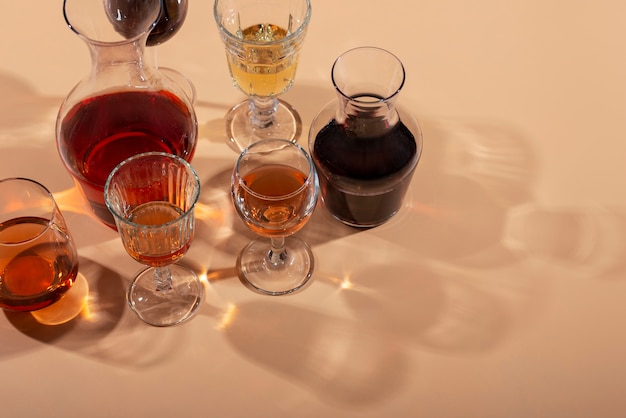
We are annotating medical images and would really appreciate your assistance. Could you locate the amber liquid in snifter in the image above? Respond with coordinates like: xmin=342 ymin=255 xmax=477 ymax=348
xmin=228 ymin=24 xmax=298 ymax=97
xmin=0 ymin=217 xmax=78 ymax=312
xmin=236 ymin=163 xmax=310 ymax=236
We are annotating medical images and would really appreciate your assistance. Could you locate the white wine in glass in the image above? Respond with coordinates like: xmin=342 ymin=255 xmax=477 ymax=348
xmin=214 ymin=0 xmax=311 ymax=152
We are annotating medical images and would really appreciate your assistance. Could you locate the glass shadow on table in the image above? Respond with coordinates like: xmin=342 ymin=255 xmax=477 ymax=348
xmin=1 ymin=256 xmax=217 ymax=368
xmin=222 ymin=298 xmax=412 ymax=408
xmin=3 ymin=258 xmax=125 ymax=348
xmin=0 ymin=71 xmax=73 ymax=195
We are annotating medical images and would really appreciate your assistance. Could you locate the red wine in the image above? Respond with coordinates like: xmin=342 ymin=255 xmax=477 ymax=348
xmin=58 ymin=90 xmax=196 ymax=228
xmin=312 ymin=119 xmax=418 ymax=227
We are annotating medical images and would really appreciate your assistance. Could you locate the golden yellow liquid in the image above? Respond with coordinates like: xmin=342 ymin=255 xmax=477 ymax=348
xmin=228 ymin=24 xmax=299 ymax=97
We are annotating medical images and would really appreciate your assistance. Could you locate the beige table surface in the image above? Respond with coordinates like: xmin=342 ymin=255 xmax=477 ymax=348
xmin=1 ymin=1 xmax=626 ymax=417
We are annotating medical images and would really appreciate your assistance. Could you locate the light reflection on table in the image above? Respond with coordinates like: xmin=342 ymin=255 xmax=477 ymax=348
xmin=1 ymin=1 xmax=626 ymax=417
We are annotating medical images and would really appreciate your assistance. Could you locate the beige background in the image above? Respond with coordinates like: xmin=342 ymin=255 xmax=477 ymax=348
xmin=1 ymin=1 xmax=625 ymax=417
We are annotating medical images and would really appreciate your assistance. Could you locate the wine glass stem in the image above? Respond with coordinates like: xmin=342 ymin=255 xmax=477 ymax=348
xmin=268 ymin=236 xmax=288 ymax=268
xmin=249 ymin=97 xmax=279 ymax=129
xmin=154 ymin=266 xmax=173 ymax=291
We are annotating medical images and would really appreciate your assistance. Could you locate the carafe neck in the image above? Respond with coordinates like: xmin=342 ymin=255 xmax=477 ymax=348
xmin=87 ymin=37 xmax=152 ymax=85
xmin=336 ymin=93 xmax=400 ymax=138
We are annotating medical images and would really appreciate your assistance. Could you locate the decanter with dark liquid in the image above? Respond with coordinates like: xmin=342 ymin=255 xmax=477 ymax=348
xmin=309 ymin=47 xmax=423 ymax=227
xmin=56 ymin=0 xmax=197 ymax=229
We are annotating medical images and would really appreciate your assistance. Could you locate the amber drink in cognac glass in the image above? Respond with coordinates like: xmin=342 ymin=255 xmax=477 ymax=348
xmin=232 ymin=139 xmax=318 ymax=295
xmin=0 ymin=178 xmax=79 ymax=312
xmin=105 ymin=152 xmax=202 ymax=327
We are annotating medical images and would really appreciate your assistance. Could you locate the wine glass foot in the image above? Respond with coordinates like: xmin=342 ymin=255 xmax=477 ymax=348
xmin=225 ymin=99 xmax=303 ymax=152
xmin=236 ymin=237 xmax=314 ymax=296
xmin=127 ymin=264 xmax=203 ymax=327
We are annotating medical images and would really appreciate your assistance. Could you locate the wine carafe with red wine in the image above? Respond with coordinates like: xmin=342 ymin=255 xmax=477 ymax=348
xmin=309 ymin=47 xmax=423 ymax=228
xmin=56 ymin=0 xmax=197 ymax=229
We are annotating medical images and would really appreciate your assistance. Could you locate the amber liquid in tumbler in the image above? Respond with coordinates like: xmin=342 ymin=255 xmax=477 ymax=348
xmin=58 ymin=90 xmax=196 ymax=228
xmin=121 ymin=202 xmax=191 ymax=268
xmin=238 ymin=164 xmax=309 ymax=236
xmin=0 ymin=217 xmax=78 ymax=311
xmin=312 ymin=118 xmax=418 ymax=227
xmin=228 ymin=24 xmax=298 ymax=97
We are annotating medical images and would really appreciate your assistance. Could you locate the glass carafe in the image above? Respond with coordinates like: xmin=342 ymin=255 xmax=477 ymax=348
xmin=56 ymin=0 xmax=197 ymax=229
xmin=309 ymin=47 xmax=423 ymax=228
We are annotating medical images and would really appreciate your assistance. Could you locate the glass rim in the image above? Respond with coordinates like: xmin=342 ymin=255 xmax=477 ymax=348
xmin=234 ymin=139 xmax=315 ymax=201
xmin=214 ymin=0 xmax=312 ymax=46
xmin=0 ymin=177 xmax=57 ymax=246
xmin=331 ymin=46 xmax=406 ymax=104
xmin=104 ymin=152 xmax=201 ymax=229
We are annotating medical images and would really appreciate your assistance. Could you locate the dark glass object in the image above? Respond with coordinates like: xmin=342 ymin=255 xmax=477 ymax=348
xmin=148 ymin=0 xmax=189 ymax=46
xmin=309 ymin=47 xmax=423 ymax=228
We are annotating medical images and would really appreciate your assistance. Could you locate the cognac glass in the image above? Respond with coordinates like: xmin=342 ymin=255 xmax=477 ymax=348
xmin=104 ymin=152 xmax=202 ymax=327
xmin=214 ymin=0 xmax=311 ymax=151
xmin=0 ymin=178 xmax=79 ymax=312
xmin=232 ymin=139 xmax=318 ymax=295
xmin=309 ymin=47 xmax=422 ymax=227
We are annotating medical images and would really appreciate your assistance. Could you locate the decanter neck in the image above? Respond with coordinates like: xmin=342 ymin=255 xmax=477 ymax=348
xmin=87 ymin=38 xmax=151 ymax=84
xmin=336 ymin=94 xmax=400 ymax=138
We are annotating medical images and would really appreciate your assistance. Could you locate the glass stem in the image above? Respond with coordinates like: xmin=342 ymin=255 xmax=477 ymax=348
xmin=154 ymin=266 xmax=173 ymax=291
xmin=268 ymin=236 xmax=288 ymax=268
xmin=249 ymin=96 xmax=279 ymax=130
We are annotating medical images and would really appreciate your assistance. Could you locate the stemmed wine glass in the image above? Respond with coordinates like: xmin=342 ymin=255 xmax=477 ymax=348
xmin=104 ymin=152 xmax=202 ymax=327
xmin=214 ymin=0 xmax=312 ymax=151
xmin=232 ymin=139 xmax=318 ymax=295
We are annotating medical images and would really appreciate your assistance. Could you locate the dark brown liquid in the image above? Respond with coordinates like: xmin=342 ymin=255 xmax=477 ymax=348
xmin=106 ymin=0 xmax=188 ymax=45
xmin=312 ymin=119 xmax=418 ymax=227
xmin=148 ymin=0 xmax=188 ymax=46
